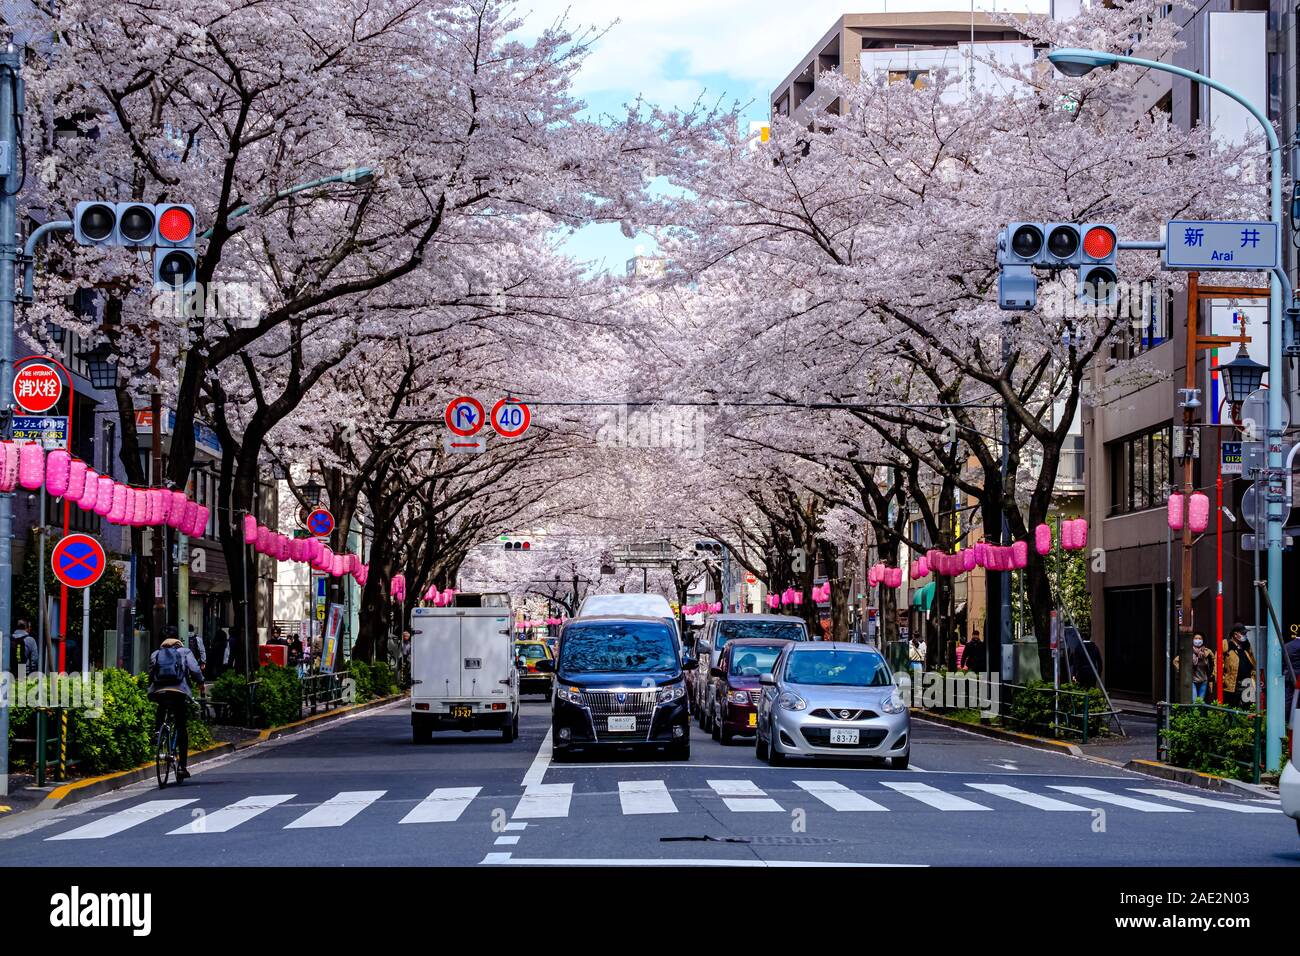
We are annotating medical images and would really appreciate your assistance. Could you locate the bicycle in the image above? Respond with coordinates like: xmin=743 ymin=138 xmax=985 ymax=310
xmin=155 ymin=705 xmax=180 ymax=788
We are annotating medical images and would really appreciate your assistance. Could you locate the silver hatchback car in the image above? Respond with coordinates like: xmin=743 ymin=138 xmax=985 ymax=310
xmin=755 ymin=642 xmax=910 ymax=768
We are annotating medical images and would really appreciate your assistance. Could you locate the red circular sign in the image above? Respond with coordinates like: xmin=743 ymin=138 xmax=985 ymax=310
xmin=490 ymin=398 xmax=531 ymax=438
xmin=13 ymin=363 xmax=62 ymax=413
xmin=306 ymin=508 xmax=335 ymax=538
xmin=444 ymin=396 xmax=485 ymax=437
xmin=51 ymin=534 xmax=107 ymax=589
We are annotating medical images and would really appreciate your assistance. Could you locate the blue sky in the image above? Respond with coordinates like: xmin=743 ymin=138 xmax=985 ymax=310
xmin=515 ymin=0 xmax=1048 ymax=272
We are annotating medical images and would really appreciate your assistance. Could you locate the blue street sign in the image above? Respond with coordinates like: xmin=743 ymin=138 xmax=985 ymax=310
xmin=11 ymin=414 xmax=67 ymax=449
xmin=1164 ymin=220 xmax=1278 ymax=271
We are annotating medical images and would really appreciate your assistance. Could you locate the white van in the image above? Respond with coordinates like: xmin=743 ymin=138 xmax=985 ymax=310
xmin=578 ymin=593 xmax=679 ymax=642
xmin=409 ymin=596 xmax=518 ymax=744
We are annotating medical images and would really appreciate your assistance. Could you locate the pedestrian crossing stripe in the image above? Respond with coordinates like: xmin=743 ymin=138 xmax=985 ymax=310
xmin=42 ymin=780 xmax=1279 ymax=840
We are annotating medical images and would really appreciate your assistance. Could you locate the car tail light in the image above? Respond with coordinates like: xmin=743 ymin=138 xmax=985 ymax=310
xmin=415 ymin=703 xmax=429 ymax=711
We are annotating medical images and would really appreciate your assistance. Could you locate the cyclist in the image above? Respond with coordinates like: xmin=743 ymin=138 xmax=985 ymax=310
xmin=147 ymin=626 xmax=205 ymax=780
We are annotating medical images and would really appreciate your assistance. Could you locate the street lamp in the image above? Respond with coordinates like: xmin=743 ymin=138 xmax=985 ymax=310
xmin=302 ymin=479 xmax=323 ymax=508
xmin=1048 ymin=45 xmax=1290 ymax=769
xmin=1219 ymin=348 xmax=1267 ymax=406
xmin=75 ymin=341 xmax=119 ymax=390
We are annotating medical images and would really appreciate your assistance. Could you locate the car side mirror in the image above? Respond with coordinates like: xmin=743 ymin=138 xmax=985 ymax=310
xmin=759 ymin=673 xmax=776 ymax=686
xmin=534 ymin=659 xmax=554 ymax=673
xmin=709 ymin=666 xmax=724 ymax=679
xmin=681 ymin=657 xmax=699 ymax=671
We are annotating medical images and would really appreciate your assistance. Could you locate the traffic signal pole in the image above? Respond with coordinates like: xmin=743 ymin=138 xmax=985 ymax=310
xmin=0 ymin=44 xmax=23 ymax=796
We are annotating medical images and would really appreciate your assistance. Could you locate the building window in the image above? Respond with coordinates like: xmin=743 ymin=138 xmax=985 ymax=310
xmin=1112 ymin=285 xmax=1171 ymax=359
xmin=1109 ymin=424 xmax=1174 ymax=516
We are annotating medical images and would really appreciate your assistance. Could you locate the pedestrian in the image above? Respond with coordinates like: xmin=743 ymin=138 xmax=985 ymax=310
xmin=147 ymin=626 xmax=205 ymax=780
xmin=400 ymin=629 xmax=412 ymax=688
xmin=210 ymin=627 xmax=229 ymax=678
xmin=289 ymin=632 xmax=305 ymax=675
xmin=964 ymin=630 xmax=987 ymax=674
xmin=955 ymin=633 xmax=968 ymax=671
xmin=1221 ymin=623 xmax=1256 ymax=709
xmin=908 ymin=634 xmax=926 ymax=682
xmin=188 ymin=627 xmax=208 ymax=672
xmin=8 ymin=618 xmax=38 ymax=676
xmin=1285 ymin=630 xmax=1300 ymax=721
xmin=1173 ymin=632 xmax=1215 ymax=703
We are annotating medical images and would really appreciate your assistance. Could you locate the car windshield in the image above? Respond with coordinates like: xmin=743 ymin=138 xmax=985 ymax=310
xmin=716 ymin=620 xmax=806 ymax=648
xmin=559 ymin=622 xmax=679 ymax=675
xmin=728 ymin=646 xmax=782 ymax=677
xmin=784 ymin=650 xmax=891 ymax=687
xmin=517 ymin=644 xmax=548 ymax=660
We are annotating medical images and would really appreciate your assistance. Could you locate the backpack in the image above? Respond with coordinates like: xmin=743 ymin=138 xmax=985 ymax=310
xmin=11 ymin=633 xmax=28 ymax=668
xmin=153 ymin=646 xmax=186 ymax=687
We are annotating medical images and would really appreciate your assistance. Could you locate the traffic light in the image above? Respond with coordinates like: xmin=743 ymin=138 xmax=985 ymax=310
xmin=997 ymin=222 xmax=1118 ymax=310
xmin=503 ymin=539 xmax=531 ymax=552
xmin=1076 ymin=224 xmax=1118 ymax=306
xmin=73 ymin=201 xmax=117 ymax=245
xmin=996 ymin=223 xmax=1042 ymax=311
xmin=115 ymin=202 xmax=156 ymax=247
xmin=153 ymin=203 xmax=197 ymax=290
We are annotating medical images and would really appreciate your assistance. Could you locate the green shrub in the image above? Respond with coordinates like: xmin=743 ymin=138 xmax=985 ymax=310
xmin=187 ymin=709 xmax=215 ymax=751
xmin=1005 ymin=679 xmax=1107 ymax=738
xmin=368 ymin=661 xmax=397 ymax=698
xmin=1164 ymin=707 xmax=1259 ymax=781
xmin=348 ymin=660 xmax=373 ymax=702
xmin=211 ymin=670 xmax=251 ymax=725
xmin=74 ymin=670 xmax=155 ymax=773
xmin=252 ymin=664 xmax=302 ymax=727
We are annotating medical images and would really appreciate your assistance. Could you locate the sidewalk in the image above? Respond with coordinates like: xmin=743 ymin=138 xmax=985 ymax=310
xmin=1075 ymin=709 xmax=1159 ymax=766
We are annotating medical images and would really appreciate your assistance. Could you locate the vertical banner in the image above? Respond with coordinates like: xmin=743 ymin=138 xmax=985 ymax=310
xmin=321 ymin=603 xmax=344 ymax=673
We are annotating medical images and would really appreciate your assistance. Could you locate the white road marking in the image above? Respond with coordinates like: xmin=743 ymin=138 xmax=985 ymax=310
xmin=707 ymin=779 xmax=783 ymax=812
xmin=513 ymin=783 xmax=573 ymax=819
xmin=399 ymin=787 xmax=481 ymax=824
xmin=284 ymin=790 xmax=386 ymax=828
xmin=966 ymin=783 xmax=1089 ymax=812
xmin=47 ymin=799 xmax=197 ymax=841
xmin=1129 ymin=789 xmax=1280 ymax=813
xmin=481 ymin=851 xmax=514 ymax=864
xmin=794 ymin=780 xmax=888 ymax=811
xmin=882 ymin=781 xmax=991 ymax=811
xmin=1048 ymin=786 xmax=1191 ymax=812
xmin=480 ymin=856 xmax=924 ymax=867
xmin=504 ymin=821 xmax=528 ymax=831
xmin=169 ymin=794 xmax=295 ymax=834
xmin=494 ymin=835 xmax=521 ymax=845
xmin=618 ymin=780 xmax=678 ymax=815
xmin=521 ymin=728 xmax=553 ymax=787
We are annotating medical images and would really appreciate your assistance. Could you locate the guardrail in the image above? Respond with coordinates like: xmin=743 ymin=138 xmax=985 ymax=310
xmin=1156 ymin=701 xmax=1262 ymax=784
xmin=999 ymin=682 xmax=1097 ymax=743
xmin=302 ymin=671 xmax=351 ymax=714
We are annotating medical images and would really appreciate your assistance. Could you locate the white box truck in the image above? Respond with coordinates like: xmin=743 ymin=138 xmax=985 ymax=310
xmin=410 ymin=598 xmax=518 ymax=744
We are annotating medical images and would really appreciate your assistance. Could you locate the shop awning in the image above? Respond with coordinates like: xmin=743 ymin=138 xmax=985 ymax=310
xmin=911 ymin=581 xmax=935 ymax=611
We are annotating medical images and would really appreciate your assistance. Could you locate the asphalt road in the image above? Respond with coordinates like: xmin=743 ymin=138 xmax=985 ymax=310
xmin=2 ymin=698 xmax=1295 ymax=867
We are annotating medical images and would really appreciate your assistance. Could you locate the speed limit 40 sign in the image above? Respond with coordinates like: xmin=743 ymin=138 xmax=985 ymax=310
xmin=490 ymin=398 xmax=531 ymax=438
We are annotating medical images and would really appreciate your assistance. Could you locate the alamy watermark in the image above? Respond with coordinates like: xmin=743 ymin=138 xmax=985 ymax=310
xmin=594 ymin=404 xmax=707 ymax=457
xmin=1 ymin=669 xmax=106 ymax=717
xmin=899 ymin=670 xmax=1000 ymax=717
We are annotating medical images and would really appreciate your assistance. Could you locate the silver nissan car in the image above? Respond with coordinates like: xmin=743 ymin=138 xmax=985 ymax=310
xmin=755 ymin=642 xmax=910 ymax=768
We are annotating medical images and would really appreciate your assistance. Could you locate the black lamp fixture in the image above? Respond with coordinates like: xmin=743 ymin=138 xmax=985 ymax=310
xmin=302 ymin=479 xmax=323 ymax=508
xmin=76 ymin=341 xmax=119 ymax=390
xmin=1220 ymin=347 xmax=1267 ymax=405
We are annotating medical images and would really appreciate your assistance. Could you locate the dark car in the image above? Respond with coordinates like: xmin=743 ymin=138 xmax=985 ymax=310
xmin=706 ymin=638 xmax=787 ymax=744
xmin=538 ymin=615 xmax=696 ymax=761
xmin=695 ymin=614 xmax=809 ymax=735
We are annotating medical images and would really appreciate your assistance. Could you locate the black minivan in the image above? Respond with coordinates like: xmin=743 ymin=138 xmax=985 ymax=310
xmin=537 ymin=615 xmax=696 ymax=761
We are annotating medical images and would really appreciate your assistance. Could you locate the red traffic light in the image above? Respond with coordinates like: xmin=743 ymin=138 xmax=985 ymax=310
xmin=1083 ymin=226 xmax=1115 ymax=259
xmin=522 ymin=541 xmax=530 ymax=550
xmin=158 ymin=205 xmax=195 ymax=243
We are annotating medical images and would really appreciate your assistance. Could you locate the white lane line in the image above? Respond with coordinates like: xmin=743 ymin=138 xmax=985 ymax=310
xmin=399 ymin=787 xmax=481 ymax=825
xmin=284 ymin=790 xmax=387 ymax=829
xmin=1129 ymin=789 xmax=1280 ymax=813
xmin=882 ymin=781 xmax=991 ymax=811
xmin=494 ymin=835 xmax=521 ymax=845
xmin=513 ymin=783 xmax=573 ymax=819
xmin=168 ymin=794 xmax=296 ymax=834
xmin=966 ymin=783 xmax=1090 ymax=812
xmin=619 ymin=780 xmax=678 ymax=815
xmin=480 ymin=856 xmax=924 ymax=867
xmin=521 ymin=728 xmax=553 ymax=787
xmin=707 ymin=779 xmax=783 ymax=812
xmin=794 ymin=780 xmax=888 ymax=811
xmin=1048 ymin=786 xmax=1191 ymax=813
xmin=47 ymin=799 xmax=197 ymax=841
xmin=504 ymin=821 xmax=528 ymax=831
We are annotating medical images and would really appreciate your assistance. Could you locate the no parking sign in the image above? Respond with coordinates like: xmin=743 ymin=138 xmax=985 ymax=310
xmin=51 ymin=534 xmax=107 ymax=589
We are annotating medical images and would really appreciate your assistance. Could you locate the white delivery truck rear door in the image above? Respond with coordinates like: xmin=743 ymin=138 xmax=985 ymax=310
xmin=459 ymin=610 xmax=514 ymax=703
xmin=411 ymin=609 xmax=461 ymax=701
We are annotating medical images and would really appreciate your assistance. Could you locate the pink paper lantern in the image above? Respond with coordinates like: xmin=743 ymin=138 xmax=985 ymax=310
xmin=180 ymin=500 xmax=198 ymax=536
xmin=1188 ymin=492 xmax=1210 ymax=534
xmin=888 ymin=567 xmax=903 ymax=588
xmin=243 ymin=515 xmax=257 ymax=544
xmin=916 ymin=557 xmax=929 ymax=578
xmin=107 ymin=483 xmax=128 ymax=524
xmin=1073 ymin=519 xmax=1088 ymax=550
xmin=18 ymin=442 xmax=44 ymax=491
xmin=76 ymin=469 xmax=98 ymax=511
xmin=94 ymin=476 xmax=114 ymax=516
xmin=1035 ymin=523 xmax=1052 ymax=556
xmin=132 ymin=488 xmax=149 ymax=526
xmin=190 ymin=505 xmax=210 ymax=538
xmin=308 ymin=537 xmax=324 ymax=562
xmin=44 ymin=450 xmax=71 ymax=498
xmin=65 ymin=459 xmax=87 ymax=502
xmin=255 ymin=526 xmax=269 ymax=554
xmin=165 ymin=492 xmax=186 ymax=528
xmin=0 ymin=443 xmax=17 ymax=492
xmin=962 ymin=549 xmax=977 ymax=572
xmin=278 ymin=535 xmax=291 ymax=562
xmin=1012 ymin=540 xmax=1028 ymax=569
xmin=1167 ymin=493 xmax=1184 ymax=531
xmin=156 ymin=489 xmax=173 ymax=525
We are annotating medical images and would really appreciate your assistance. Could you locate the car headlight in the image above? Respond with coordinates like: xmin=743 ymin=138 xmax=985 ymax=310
xmin=727 ymin=690 xmax=750 ymax=705
xmin=657 ymin=683 xmax=686 ymax=704
xmin=777 ymin=691 xmax=807 ymax=712
xmin=556 ymin=686 xmax=583 ymax=704
xmin=881 ymin=689 xmax=907 ymax=715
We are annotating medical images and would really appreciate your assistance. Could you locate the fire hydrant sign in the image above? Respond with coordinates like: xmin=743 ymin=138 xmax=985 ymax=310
xmin=13 ymin=363 xmax=63 ymax=413
xmin=1163 ymin=220 xmax=1279 ymax=271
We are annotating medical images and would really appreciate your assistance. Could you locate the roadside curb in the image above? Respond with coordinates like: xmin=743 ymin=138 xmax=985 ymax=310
xmin=1122 ymin=758 xmax=1279 ymax=797
xmin=912 ymin=710 xmax=1083 ymax=756
xmin=35 ymin=694 xmax=403 ymax=812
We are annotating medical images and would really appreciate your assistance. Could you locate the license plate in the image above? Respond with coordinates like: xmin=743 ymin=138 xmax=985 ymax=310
xmin=607 ymin=716 xmax=636 ymax=732
xmin=451 ymin=705 xmax=473 ymax=719
xmin=747 ymin=713 xmax=757 ymax=728
xmin=829 ymin=728 xmax=859 ymax=745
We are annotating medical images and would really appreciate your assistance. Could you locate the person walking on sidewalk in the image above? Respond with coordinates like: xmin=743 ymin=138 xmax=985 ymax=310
xmin=908 ymin=634 xmax=927 ymax=682
xmin=1221 ymin=624 xmax=1256 ymax=709
xmin=1174 ymin=633 xmax=1215 ymax=703
xmin=963 ymin=630 xmax=988 ymax=674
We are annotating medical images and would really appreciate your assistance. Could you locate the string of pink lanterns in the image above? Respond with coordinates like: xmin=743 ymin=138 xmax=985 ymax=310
xmin=2 ymin=441 xmax=212 ymax=537
xmin=242 ymin=514 xmax=369 ymax=584
xmin=683 ymin=601 xmax=722 ymax=615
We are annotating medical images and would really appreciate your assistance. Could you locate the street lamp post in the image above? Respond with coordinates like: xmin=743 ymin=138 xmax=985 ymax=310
xmin=1048 ymin=48 xmax=1292 ymax=768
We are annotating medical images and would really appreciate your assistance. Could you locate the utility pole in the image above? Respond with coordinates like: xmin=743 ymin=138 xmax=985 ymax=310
xmin=0 ymin=43 xmax=23 ymax=797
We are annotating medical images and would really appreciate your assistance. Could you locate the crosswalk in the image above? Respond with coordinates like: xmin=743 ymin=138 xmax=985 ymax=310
xmin=43 ymin=777 xmax=1278 ymax=841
